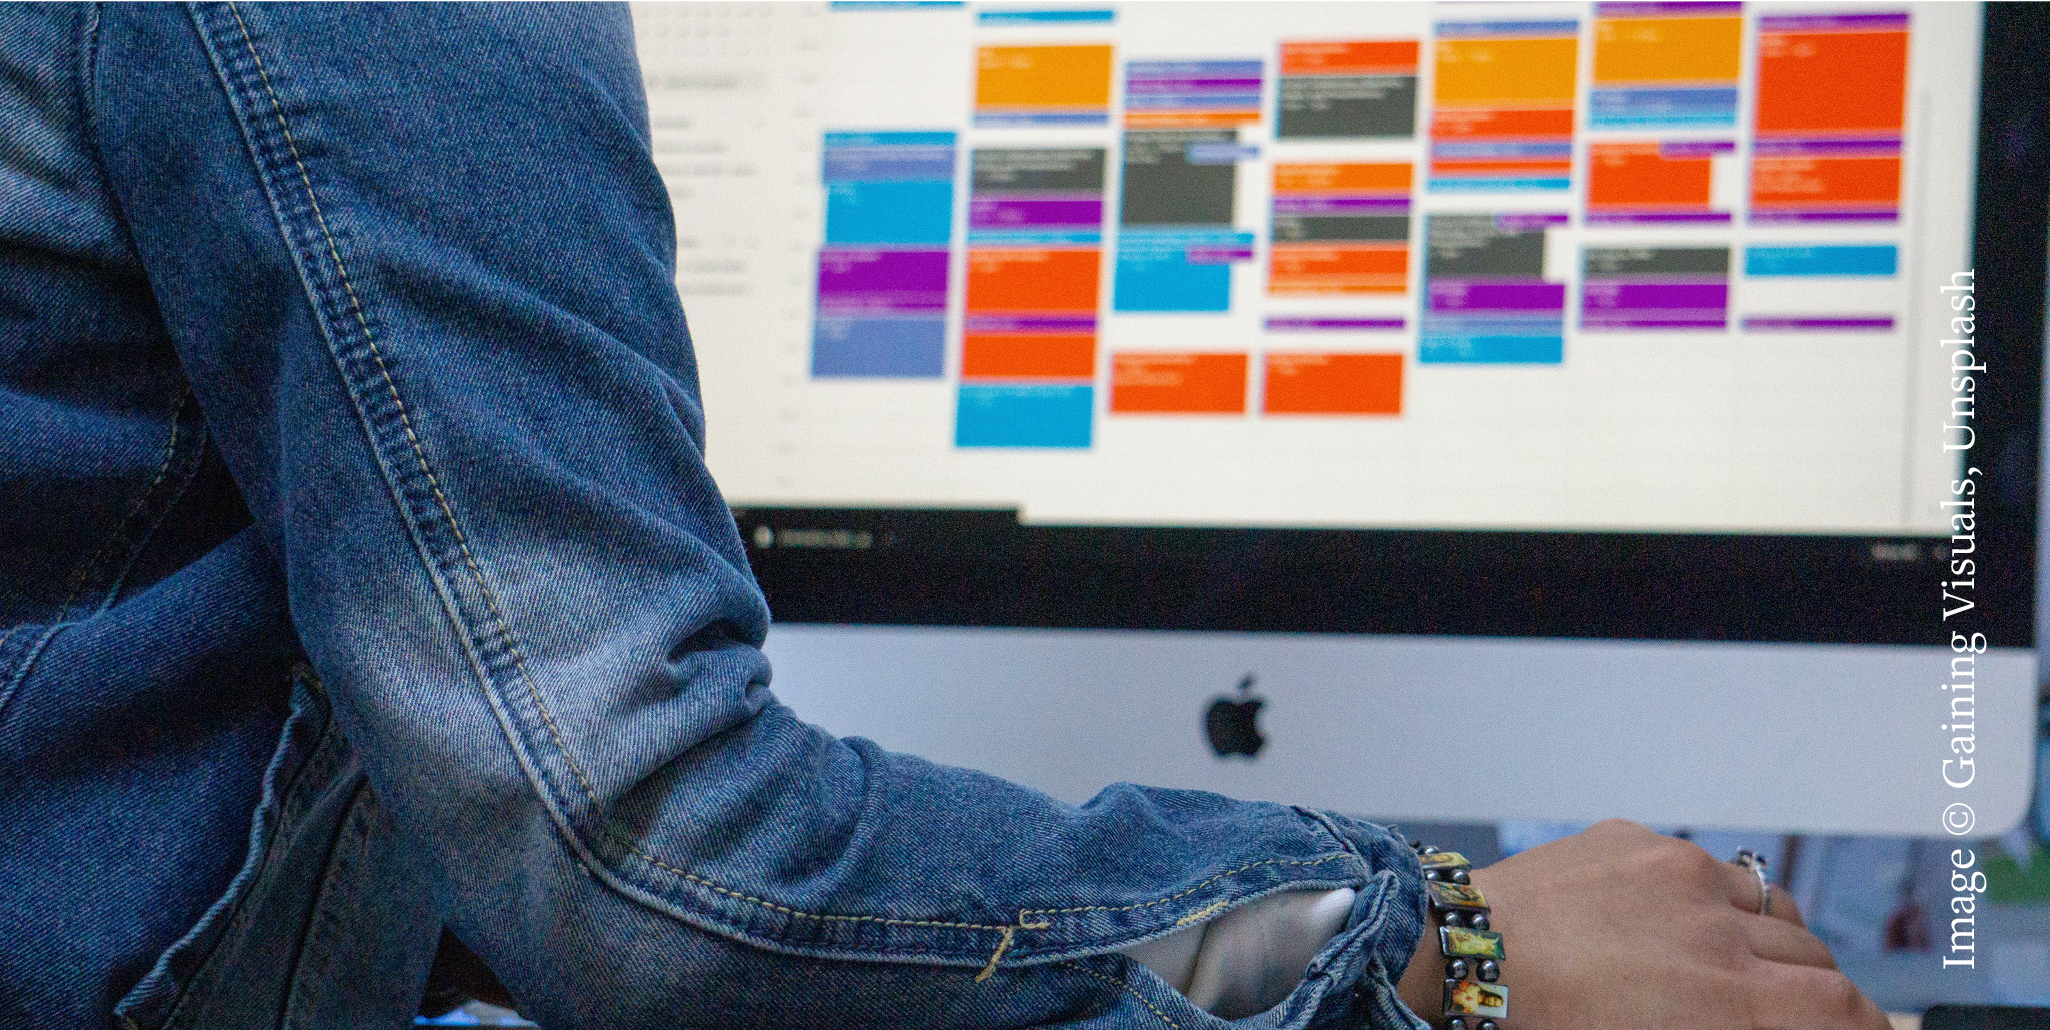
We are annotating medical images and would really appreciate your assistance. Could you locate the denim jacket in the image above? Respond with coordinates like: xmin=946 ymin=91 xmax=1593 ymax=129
xmin=0 ymin=5 xmax=1430 ymax=1028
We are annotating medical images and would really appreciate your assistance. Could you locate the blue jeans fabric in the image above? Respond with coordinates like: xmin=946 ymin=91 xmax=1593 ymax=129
xmin=0 ymin=4 xmax=1431 ymax=1028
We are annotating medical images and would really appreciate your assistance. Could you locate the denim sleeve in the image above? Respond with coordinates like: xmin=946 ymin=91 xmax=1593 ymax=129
xmin=91 ymin=4 xmax=1429 ymax=1026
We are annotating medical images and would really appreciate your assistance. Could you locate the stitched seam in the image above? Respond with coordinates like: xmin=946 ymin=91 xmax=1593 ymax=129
xmin=0 ymin=626 xmax=69 ymax=737
xmin=76 ymin=5 xmax=106 ymax=187
xmin=221 ymin=4 xmax=603 ymax=815
xmin=0 ymin=394 xmax=191 ymax=726
xmin=1064 ymin=962 xmax=1181 ymax=1029
xmin=1313 ymin=872 xmax=1413 ymax=1028
xmin=1300 ymin=807 xmax=1365 ymax=859
xmin=615 ymin=848 xmax=1018 ymax=929
xmin=89 ymin=424 xmax=209 ymax=619
xmin=155 ymin=679 xmax=342 ymax=1030
xmin=1174 ymin=899 xmax=1228 ymax=927
xmin=0 ymin=625 xmax=29 ymax=684
xmin=975 ymin=927 xmax=1016 ymax=982
xmin=278 ymin=777 xmax=374 ymax=1030
xmin=53 ymin=392 xmax=188 ymax=618
xmin=1021 ymin=856 xmax=1348 ymax=919
xmin=217 ymin=3 xmax=989 ymax=939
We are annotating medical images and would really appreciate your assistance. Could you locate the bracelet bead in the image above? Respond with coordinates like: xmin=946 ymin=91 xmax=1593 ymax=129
xmin=1411 ymin=838 xmax=1506 ymax=1028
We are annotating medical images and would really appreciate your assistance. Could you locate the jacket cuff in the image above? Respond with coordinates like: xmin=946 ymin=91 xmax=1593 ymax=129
xmin=1293 ymin=811 xmax=1433 ymax=1029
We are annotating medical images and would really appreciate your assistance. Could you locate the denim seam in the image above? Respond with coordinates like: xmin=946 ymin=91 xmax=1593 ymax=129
xmin=188 ymin=5 xmax=634 ymax=948
xmin=76 ymin=5 xmax=108 ymax=197
xmin=58 ymin=392 xmax=191 ymax=615
xmin=1269 ymin=870 xmax=1395 ymax=1029
xmin=0 ymin=392 xmax=198 ymax=728
xmin=202 ymin=1 xmax=1016 ymax=949
xmin=278 ymin=777 xmax=373 ymax=1030
xmin=1339 ymin=870 xmax=1430 ymax=1030
xmin=146 ymin=677 xmax=343 ymax=1030
xmin=205 ymin=0 xmax=607 ymax=804
xmin=214 ymin=8 xmax=592 ymax=811
xmin=1020 ymin=855 xmax=1351 ymax=920
xmin=0 ymin=609 xmax=37 ymax=725
xmin=1299 ymin=808 xmax=1365 ymax=859
xmin=1060 ymin=961 xmax=1181 ymax=1029
xmin=90 ymin=423 xmax=210 ymax=621
xmin=623 ymin=853 xmax=1026 ymax=931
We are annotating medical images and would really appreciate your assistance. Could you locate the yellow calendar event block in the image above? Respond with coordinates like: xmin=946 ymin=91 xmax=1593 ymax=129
xmin=1595 ymin=16 xmax=1742 ymax=84
xmin=976 ymin=45 xmax=1113 ymax=110
xmin=1433 ymin=36 xmax=1577 ymax=106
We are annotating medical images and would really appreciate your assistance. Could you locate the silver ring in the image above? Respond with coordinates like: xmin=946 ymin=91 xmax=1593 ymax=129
xmin=1733 ymin=849 xmax=1772 ymax=916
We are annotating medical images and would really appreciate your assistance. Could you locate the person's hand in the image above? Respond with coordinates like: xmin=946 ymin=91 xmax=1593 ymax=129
xmin=1397 ymin=819 xmax=1889 ymax=1029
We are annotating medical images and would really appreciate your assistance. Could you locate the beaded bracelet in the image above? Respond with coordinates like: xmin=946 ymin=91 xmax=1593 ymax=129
xmin=1408 ymin=839 xmax=1507 ymax=1030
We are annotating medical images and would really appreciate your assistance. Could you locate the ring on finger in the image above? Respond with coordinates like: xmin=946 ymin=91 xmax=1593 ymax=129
xmin=1733 ymin=848 xmax=1772 ymax=916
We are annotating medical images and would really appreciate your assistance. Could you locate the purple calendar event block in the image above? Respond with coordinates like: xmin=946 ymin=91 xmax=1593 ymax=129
xmin=1583 ymin=281 xmax=1730 ymax=329
xmin=1429 ymin=280 xmax=1569 ymax=312
xmin=816 ymin=249 xmax=950 ymax=313
xmin=970 ymin=196 xmax=1105 ymax=230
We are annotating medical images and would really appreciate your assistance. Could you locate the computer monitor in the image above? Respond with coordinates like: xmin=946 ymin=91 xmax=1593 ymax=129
xmin=629 ymin=1 xmax=2049 ymax=835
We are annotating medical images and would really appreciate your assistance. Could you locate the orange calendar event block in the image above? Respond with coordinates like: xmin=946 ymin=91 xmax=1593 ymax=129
xmin=1262 ymin=353 xmax=1403 ymax=415
xmin=962 ymin=334 xmax=1096 ymax=381
xmin=1432 ymin=157 xmax=1572 ymax=178
xmin=1126 ymin=109 xmax=1262 ymax=129
xmin=1751 ymin=156 xmax=1902 ymax=209
xmin=1273 ymin=162 xmax=1413 ymax=195
xmin=1279 ymin=40 xmax=1420 ymax=77
xmin=1429 ymin=108 xmax=1575 ymax=140
xmin=1111 ymin=353 xmax=1248 ymax=414
xmin=1754 ymin=29 xmax=1906 ymax=136
xmin=1589 ymin=144 xmax=1712 ymax=208
xmin=1268 ymin=246 xmax=1408 ymax=294
xmin=965 ymin=249 xmax=1102 ymax=314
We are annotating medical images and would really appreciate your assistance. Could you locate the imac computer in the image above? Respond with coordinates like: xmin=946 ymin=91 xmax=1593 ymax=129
xmin=629 ymin=1 xmax=2049 ymax=836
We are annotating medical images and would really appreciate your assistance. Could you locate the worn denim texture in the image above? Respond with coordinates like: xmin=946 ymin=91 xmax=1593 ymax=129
xmin=0 ymin=4 xmax=1432 ymax=1028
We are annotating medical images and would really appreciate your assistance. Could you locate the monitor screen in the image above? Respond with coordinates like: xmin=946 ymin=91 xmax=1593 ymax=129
xmin=630 ymin=1 xmax=2048 ymax=836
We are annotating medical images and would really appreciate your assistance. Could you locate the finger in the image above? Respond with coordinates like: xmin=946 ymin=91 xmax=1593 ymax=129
xmin=1747 ymin=962 xmax=1892 ymax=1030
xmin=1745 ymin=913 xmax=1836 ymax=970
xmin=1767 ymin=886 xmax=1806 ymax=927
xmin=1721 ymin=858 xmax=1806 ymax=928
xmin=1721 ymin=859 xmax=1770 ymax=915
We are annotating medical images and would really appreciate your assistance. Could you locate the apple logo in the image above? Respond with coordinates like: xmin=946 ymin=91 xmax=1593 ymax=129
xmin=1205 ymin=674 xmax=1265 ymax=759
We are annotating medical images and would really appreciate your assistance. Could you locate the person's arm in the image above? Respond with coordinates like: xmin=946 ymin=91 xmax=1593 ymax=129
xmin=93 ymin=5 xmax=1427 ymax=1026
